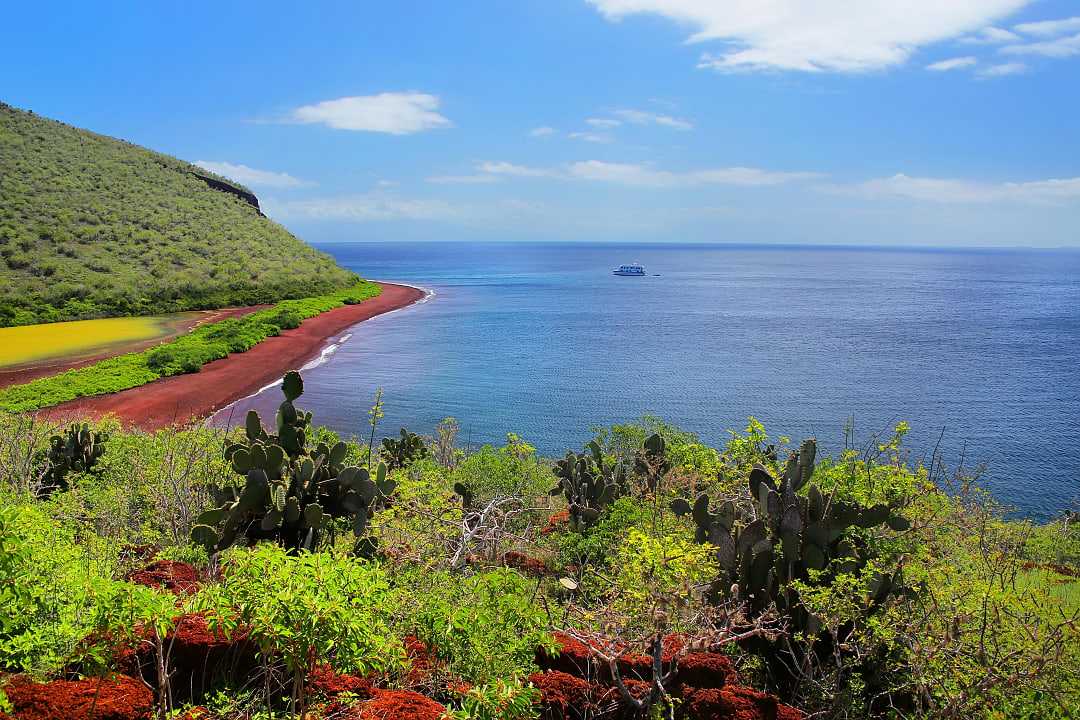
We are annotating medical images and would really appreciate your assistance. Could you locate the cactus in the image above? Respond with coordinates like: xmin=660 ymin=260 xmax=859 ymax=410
xmin=672 ymin=438 xmax=910 ymax=624
xmin=632 ymin=433 xmax=671 ymax=494
xmin=551 ymin=440 xmax=625 ymax=531
xmin=190 ymin=371 xmax=396 ymax=554
xmin=380 ymin=427 xmax=428 ymax=470
xmin=40 ymin=422 xmax=107 ymax=495
xmin=675 ymin=438 xmax=914 ymax=694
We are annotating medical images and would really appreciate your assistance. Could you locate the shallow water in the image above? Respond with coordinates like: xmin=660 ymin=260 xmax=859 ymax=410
xmin=215 ymin=242 xmax=1080 ymax=520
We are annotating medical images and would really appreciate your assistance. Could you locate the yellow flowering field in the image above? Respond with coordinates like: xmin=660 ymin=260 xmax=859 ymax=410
xmin=0 ymin=315 xmax=190 ymax=368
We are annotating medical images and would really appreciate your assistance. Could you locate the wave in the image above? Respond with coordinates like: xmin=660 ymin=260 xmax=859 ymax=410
xmin=209 ymin=282 xmax=433 ymax=420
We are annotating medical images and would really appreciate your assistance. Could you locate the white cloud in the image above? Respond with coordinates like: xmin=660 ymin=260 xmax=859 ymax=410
xmin=1013 ymin=16 xmax=1080 ymax=37
xmin=426 ymin=174 xmax=502 ymax=185
xmin=375 ymin=179 xmax=399 ymax=188
xmin=926 ymin=56 xmax=977 ymax=71
xmin=587 ymin=0 xmax=1030 ymax=72
xmin=829 ymin=173 xmax=1080 ymax=204
xmin=1001 ymin=32 xmax=1080 ymax=58
xmin=529 ymin=126 xmax=556 ymax=137
xmin=586 ymin=117 xmax=622 ymax=128
xmin=959 ymin=26 xmax=1021 ymax=44
xmin=194 ymin=161 xmax=311 ymax=188
xmin=613 ymin=109 xmax=693 ymax=130
xmin=289 ymin=92 xmax=451 ymax=134
xmin=978 ymin=61 xmax=1029 ymax=76
xmin=567 ymin=160 xmax=822 ymax=187
xmin=692 ymin=167 xmax=824 ymax=186
xmin=468 ymin=159 xmax=820 ymax=187
xmin=478 ymin=161 xmax=557 ymax=178
xmin=568 ymin=131 xmax=615 ymax=143
xmin=269 ymin=194 xmax=464 ymax=222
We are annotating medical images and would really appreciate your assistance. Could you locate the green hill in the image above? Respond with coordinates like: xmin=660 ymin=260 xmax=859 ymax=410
xmin=0 ymin=102 xmax=357 ymax=327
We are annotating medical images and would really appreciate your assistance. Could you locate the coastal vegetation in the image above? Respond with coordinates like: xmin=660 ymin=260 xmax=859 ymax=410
xmin=0 ymin=103 xmax=358 ymax=327
xmin=0 ymin=282 xmax=380 ymax=413
xmin=0 ymin=372 xmax=1075 ymax=720
xmin=0 ymin=315 xmax=189 ymax=368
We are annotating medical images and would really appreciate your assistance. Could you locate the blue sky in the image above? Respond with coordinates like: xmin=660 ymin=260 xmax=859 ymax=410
xmin=3 ymin=1 xmax=1079 ymax=246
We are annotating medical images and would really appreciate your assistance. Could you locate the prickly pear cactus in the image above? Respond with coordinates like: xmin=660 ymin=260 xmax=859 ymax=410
xmin=190 ymin=371 xmax=396 ymax=554
xmin=633 ymin=433 xmax=671 ymax=494
xmin=672 ymin=438 xmax=910 ymax=627
xmin=551 ymin=440 xmax=625 ymax=531
xmin=40 ymin=422 xmax=107 ymax=495
xmin=380 ymin=427 xmax=428 ymax=470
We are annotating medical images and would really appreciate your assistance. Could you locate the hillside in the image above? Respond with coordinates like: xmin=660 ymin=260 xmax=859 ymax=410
xmin=0 ymin=102 xmax=357 ymax=327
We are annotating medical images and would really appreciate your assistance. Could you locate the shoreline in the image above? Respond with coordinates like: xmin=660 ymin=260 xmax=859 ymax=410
xmin=36 ymin=282 xmax=426 ymax=431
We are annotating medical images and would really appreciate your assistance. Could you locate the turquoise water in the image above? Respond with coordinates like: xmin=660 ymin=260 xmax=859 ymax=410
xmin=216 ymin=242 xmax=1080 ymax=519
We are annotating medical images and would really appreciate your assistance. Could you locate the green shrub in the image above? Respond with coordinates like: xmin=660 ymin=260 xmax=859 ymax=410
xmin=611 ymin=527 xmax=717 ymax=634
xmin=446 ymin=678 xmax=541 ymax=720
xmin=556 ymin=495 xmax=651 ymax=572
xmin=398 ymin=566 xmax=554 ymax=685
xmin=451 ymin=436 xmax=553 ymax=507
xmin=0 ymin=502 xmax=134 ymax=674
xmin=196 ymin=544 xmax=403 ymax=715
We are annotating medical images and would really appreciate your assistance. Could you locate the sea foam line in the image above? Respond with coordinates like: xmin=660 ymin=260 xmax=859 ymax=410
xmin=211 ymin=282 xmax=433 ymax=415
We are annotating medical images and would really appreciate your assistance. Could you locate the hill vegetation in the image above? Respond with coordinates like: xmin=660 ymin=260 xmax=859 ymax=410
xmin=0 ymin=374 xmax=1075 ymax=720
xmin=0 ymin=102 xmax=357 ymax=327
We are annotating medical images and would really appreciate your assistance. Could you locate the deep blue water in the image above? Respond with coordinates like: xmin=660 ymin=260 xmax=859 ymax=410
xmin=215 ymin=243 xmax=1080 ymax=520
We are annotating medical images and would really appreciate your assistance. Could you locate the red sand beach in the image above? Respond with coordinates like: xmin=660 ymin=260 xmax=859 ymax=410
xmin=37 ymin=282 xmax=425 ymax=430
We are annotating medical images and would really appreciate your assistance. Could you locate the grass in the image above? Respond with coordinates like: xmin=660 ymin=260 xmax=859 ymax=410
xmin=0 ymin=281 xmax=381 ymax=412
xmin=0 ymin=314 xmax=195 ymax=368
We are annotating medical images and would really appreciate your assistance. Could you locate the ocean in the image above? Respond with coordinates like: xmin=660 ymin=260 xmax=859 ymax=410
xmin=214 ymin=242 xmax=1080 ymax=520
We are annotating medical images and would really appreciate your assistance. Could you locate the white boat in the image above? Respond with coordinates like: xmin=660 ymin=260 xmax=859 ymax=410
xmin=613 ymin=263 xmax=646 ymax=276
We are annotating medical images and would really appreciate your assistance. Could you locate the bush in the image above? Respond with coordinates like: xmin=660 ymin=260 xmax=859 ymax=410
xmin=399 ymin=566 xmax=554 ymax=685
xmin=0 ymin=502 xmax=137 ymax=674
xmin=196 ymin=545 xmax=403 ymax=714
xmin=451 ymin=436 xmax=554 ymax=507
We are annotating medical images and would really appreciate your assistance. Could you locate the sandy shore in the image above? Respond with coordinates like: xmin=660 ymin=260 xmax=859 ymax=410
xmin=37 ymin=282 xmax=425 ymax=430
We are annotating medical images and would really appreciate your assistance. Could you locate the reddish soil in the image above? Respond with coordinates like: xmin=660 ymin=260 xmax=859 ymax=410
xmin=36 ymin=283 xmax=425 ymax=430
xmin=537 ymin=632 xmax=687 ymax=684
xmin=679 ymin=686 xmax=780 ymax=720
xmin=354 ymin=689 xmax=445 ymax=720
xmin=115 ymin=613 xmax=257 ymax=704
xmin=2 ymin=673 xmax=154 ymax=720
xmin=0 ymin=306 xmax=267 ymax=390
xmin=1021 ymin=560 xmax=1080 ymax=578
xmin=541 ymin=510 xmax=570 ymax=535
xmin=502 ymin=550 xmax=550 ymax=576
xmin=126 ymin=560 xmax=199 ymax=595
xmin=537 ymin=632 xmax=598 ymax=679
xmin=674 ymin=652 xmax=736 ymax=690
xmin=529 ymin=671 xmax=595 ymax=719
xmin=402 ymin=635 xmax=439 ymax=687
xmin=536 ymin=631 xmax=805 ymax=720
xmin=307 ymin=664 xmax=374 ymax=700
